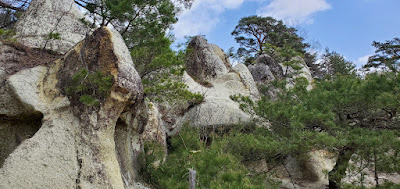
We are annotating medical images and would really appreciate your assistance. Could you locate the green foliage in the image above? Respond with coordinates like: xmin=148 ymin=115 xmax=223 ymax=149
xmin=232 ymin=16 xmax=309 ymax=59
xmin=48 ymin=32 xmax=61 ymax=40
xmin=256 ymin=73 xmax=400 ymax=187
xmin=143 ymin=76 xmax=204 ymax=105
xmin=364 ymin=37 xmax=400 ymax=73
xmin=271 ymin=79 xmax=287 ymax=89
xmin=77 ymin=0 xmax=190 ymax=49
xmin=0 ymin=29 xmax=16 ymax=42
xmin=139 ymin=38 xmax=204 ymax=107
xmin=132 ymin=36 xmax=184 ymax=77
xmin=140 ymin=125 xmax=281 ymax=189
xmin=320 ymin=48 xmax=356 ymax=77
xmin=264 ymin=43 xmax=304 ymax=76
xmin=65 ymin=68 xmax=113 ymax=107
xmin=79 ymin=95 xmax=100 ymax=107
xmin=230 ymin=94 xmax=254 ymax=112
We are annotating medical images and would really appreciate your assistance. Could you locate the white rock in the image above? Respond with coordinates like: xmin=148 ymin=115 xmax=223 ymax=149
xmin=210 ymin=44 xmax=231 ymax=69
xmin=185 ymin=36 xmax=228 ymax=80
xmin=0 ymin=112 xmax=80 ymax=189
xmin=281 ymin=56 xmax=314 ymax=90
xmin=179 ymin=72 xmax=251 ymax=128
xmin=233 ymin=63 xmax=261 ymax=101
xmin=0 ymin=27 xmax=144 ymax=189
xmin=14 ymin=0 xmax=89 ymax=53
xmin=7 ymin=66 xmax=49 ymax=114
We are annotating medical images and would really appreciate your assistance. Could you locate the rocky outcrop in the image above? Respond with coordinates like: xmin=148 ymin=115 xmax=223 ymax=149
xmin=233 ymin=63 xmax=260 ymax=101
xmin=0 ymin=27 xmax=146 ymax=189
xmin=249 ymin=54 xmax=314 ymax=99
xmin=249 ymin=54 xmax=284 ymax=83
xmin=14 ymin=0 xmax=89 ymax=54
xmin=174 ymin=36 xmax=260 ymax=129
xmin=180 ymin=71 xmax=252 ymax=127
xmin=211 ymin=44 xmax=231 ymax=70
xmin=185 ymin=36 xmax=229 ymax=80
xmin=282 ymin=56 xmax=314 ymax=91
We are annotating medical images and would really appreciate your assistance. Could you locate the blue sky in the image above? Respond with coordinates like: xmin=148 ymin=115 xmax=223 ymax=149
xmin=171 ymin=0 xmax=400 ymax=67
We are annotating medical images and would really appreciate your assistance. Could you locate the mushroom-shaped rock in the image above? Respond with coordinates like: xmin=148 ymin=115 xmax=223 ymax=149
xmin=14 ymin=0 xmax=89 ymax=54
xmin=0 ymin=27 xmax=144 ymax=189
xmin=185 ymin=36 xmax=229 ymax=80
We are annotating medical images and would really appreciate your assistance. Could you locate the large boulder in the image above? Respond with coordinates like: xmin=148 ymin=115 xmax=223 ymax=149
xmin=249 ymin=54 xmax=314 ymax=99
xmin=0 ymin=27 xmax=146 ymax=189
xmin=159 ymin=37 xmax=259 ymax=130
xmin=14 ymin=0 xmax=89 ymax=54
xmin=282 ymin=56 xmax=314 ymax=90
xmin=249 ymin=54 xmax=284 ymax=84
xmin=233 ymin=63 xmax=260 ymax=101
xmin=185 ymin=36 xmax=229 ymax=80
xmin=179 ymin=71 xmax=252 ymax=128
xmin=211 ymin=44 xmax=231 ymax=70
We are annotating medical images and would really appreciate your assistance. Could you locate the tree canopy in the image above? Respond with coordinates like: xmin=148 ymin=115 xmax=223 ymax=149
xmin=231 ymin=16 xmax=309 ymax=59
xmin=257 ymin=73 xmax=400 ymax=188
xmin=319 ymin=48 xmax=356 ymax=78
xmin=364 ymin=37 xmax=400 ymax=73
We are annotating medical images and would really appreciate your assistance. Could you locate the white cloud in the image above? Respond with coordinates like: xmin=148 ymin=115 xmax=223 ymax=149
xmin=356 ymin=54 xmax=372 ymax=67
xmin=256 ymin=0 xmax=331 ymax=25
xmin=172 ymin=0 xmax=245 ymax=39
xmin=173 ymin=0 xmax=331 ymax=40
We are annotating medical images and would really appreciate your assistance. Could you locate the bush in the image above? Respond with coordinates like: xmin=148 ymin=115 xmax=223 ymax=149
xmin=140 ymin=125 xmax=281 ymax=189
xmin=65 ymin=68 xmax=113 ymax=107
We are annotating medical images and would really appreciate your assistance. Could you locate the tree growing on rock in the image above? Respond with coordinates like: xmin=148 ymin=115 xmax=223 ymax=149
xmin=231 ymin=16 xmax=309 ymax=62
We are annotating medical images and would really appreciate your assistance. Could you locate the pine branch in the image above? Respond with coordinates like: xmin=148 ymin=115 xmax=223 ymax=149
xmin=0 ymin=1 xmax=25 ymax=12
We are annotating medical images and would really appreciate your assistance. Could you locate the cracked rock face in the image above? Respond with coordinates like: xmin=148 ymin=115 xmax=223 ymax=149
xmin=248 ymin=54 xmax=283 ymax=84
xmin=185 ymin=36 xmax=229 ymax=80
xmin=169 ymin=37 xmax=260 ymax=130
xmin=14 ymin=0 xmax=89 ymax=54
xmin=249 ymin=54 xmax=314 ymax=99
xmin=0 ymin=27 xmax=145 ymax=189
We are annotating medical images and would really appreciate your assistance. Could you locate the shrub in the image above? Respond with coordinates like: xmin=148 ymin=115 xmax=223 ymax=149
xmin=65 ymin=68 xmax=113 ymax=107
xmin=140 ymin=125 xmax=281 ymax=189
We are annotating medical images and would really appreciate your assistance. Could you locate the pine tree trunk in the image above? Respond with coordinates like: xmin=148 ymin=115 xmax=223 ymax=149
xmin=329 ymin=146 xmax=356 ymax=189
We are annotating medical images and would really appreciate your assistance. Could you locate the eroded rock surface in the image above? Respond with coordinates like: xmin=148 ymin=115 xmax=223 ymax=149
xmin=233 ymin=63 xmax=260 ymax=101
xmin=249 ymin=54 xmax=314 ymax=99
xmin=180 ymin=71 xmax=251 ymax=128
xmin=174 ymin=36 xmax=259 ymax=129
xmin=14 ymin=0 xmax=90 ymax=54
xmin=249 ymin=54 xmax=284 ymax=83
xmin=0 ymin=27 xmax=145 ymax=189
xmin=282 ymin=56 xmax=314 ymax=91
xmin=185 ymin=36 xmax=229 ymax=80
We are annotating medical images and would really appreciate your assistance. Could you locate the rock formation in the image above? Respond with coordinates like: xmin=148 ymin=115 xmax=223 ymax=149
xmin=249 ymin=54 xmax=284 ymax=84
xmin=0 ymin=27 xmax=146 ymax=189
xmin=185 ymin=36 xmax=229 ymax=80
xmin=249 ymin=54 xmax=314 ymax=99
xmin=175 ymin=36 xmax=260 ymax=129
xmin=14 ymin=0 xmax=89 ymax=54
xmin=282 ymin=56 xmax=314 ymax=91
xmin=2 ymin=1 xmax=398 ymax=188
